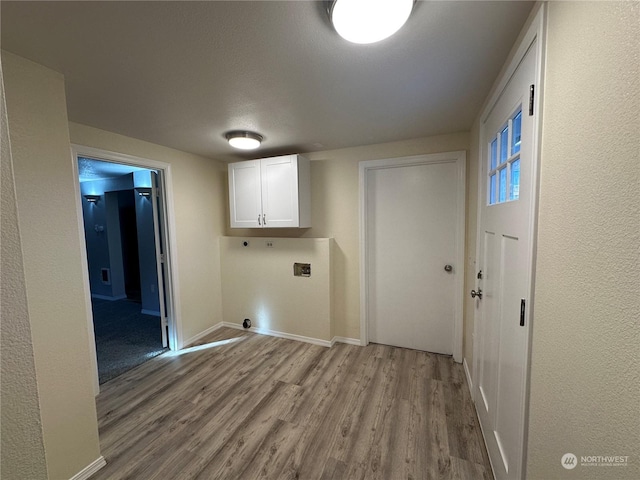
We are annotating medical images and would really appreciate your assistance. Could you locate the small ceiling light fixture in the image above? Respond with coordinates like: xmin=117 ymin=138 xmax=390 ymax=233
xmin=329 ymin=0 xmax=414 ymax=45
xmin=225 ymin=131 xmax=263 ymax=150
xmin=84 ymin=194 xmax=101 ymax=203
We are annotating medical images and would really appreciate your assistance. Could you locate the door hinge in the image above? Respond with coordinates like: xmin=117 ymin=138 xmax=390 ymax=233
xmin=520 ymin=299 xmax=526 ymax=326
xmin=160 ymin=253 xmax=166 ymax=263
xmin=528 ymin=85 xmax=535 ymax=116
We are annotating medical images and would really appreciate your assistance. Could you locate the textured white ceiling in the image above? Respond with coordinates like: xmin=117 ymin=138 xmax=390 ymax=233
xmin=78 ymin=157 xmax=149 ymax=183
xmin=1 ymin=1 xmax=534 ymax=161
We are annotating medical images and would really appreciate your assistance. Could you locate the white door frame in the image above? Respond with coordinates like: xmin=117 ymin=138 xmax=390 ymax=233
xmin=71 ymin=144 xmax=183 ymax=395
xmin=471 ymin=5 xmax=546 ymax=477
xmin=359 ymin=152 xmax=466 ymax=362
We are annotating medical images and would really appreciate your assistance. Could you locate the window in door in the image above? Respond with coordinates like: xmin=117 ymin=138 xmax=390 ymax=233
xmin=488 ymin=108 xmax=522 ymax=205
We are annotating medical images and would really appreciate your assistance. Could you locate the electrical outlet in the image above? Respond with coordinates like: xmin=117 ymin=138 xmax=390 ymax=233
xmin=266 ymin=241 xmax=274 ymax=248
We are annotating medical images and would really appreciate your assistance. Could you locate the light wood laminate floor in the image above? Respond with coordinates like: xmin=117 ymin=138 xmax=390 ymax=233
xmin=93 ymin=327 xmax=492 ymax=480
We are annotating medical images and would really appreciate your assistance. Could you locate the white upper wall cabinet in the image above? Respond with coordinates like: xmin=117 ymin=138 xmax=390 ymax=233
xmin=228 ymin=154 xmax=311 ymax=228
xmin=228 ymin=159 xmax=262 ymax=228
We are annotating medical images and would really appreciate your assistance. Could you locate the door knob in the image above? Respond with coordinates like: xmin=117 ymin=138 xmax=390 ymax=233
xmin=470 ymin=289 xmax=483 ymax=299
xmin=444 ymin=264 xmax=453 ymax=272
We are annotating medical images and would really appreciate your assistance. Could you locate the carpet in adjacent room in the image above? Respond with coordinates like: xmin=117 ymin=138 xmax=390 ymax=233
xmin=91 ymin=297 xmax=167 ymax=384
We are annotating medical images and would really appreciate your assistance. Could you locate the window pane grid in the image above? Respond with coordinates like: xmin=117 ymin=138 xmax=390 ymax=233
xmin=512 ymin=111 xmax=522 ymax=155
xmin=490 ymin=139 xmax=497 ymax=170
xmin=499 ymin=167 xmax=507 ymax=202
xmin=510 ymin=158 xmax=520 ymax=200
xmin=489 ymin=174 xmax=496 ymax=205
xmin=500 ymin=126 xmax=509 ymax=165
xmin=488 ymin=107 xmax=522 ymax=206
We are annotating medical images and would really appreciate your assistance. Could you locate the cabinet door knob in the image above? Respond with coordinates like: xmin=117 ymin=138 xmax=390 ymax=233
xmin=258 ymin=214 xmax=261 ymax=226
xmin=263 ymin=214 xmax=266 ymax=225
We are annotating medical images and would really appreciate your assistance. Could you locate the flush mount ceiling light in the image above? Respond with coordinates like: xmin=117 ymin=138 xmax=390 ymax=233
xmin=225 ymin=131 xmax=263 ymax=150
xmin=329 ymin=0 xmax=414 ymax=44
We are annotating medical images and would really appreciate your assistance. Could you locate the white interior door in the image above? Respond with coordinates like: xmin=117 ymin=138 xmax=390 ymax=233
xmin=474 ymin=41 xmax=538 ymax=480
xmin=151 ymin=171 xmax=169 ymax=348
xmin=364 ymin=154 xmax=465 ymax=356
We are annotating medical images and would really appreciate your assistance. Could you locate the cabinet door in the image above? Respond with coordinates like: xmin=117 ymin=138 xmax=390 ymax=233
xmin=229 ymin=159 xmax=262 ymax=228
xmin=261 ymin=155 xmax=299 ymax=228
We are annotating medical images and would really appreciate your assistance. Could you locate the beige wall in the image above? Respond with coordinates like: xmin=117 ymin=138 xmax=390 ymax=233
xmin=7 ymin=6 xmax=637 ymax=477
xmin=2 ymin=51 xmax=102 ymax=479
xmin=526 ymin=2 xmax=640 ymax=479
xmin=68 ymin=123 xmax=228 ymax=344
xmin=226 ymin=133 xmax=470 ymax=340
xmin=0 ymin=55 xmax=49 ymax=480
xmin=220 ymin=237 xmax=333 ymax=342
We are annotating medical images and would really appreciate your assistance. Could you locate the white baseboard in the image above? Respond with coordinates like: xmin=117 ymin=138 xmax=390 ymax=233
xmin=141 ymin=309 xmax=161 ymax=317
xmin=69 ymin=456 xmax=106 ymax=480
xmin=183 ymin=323 xmax=364 ymax=350
xmin=91 ymin=294 xmax=126 ymax=301
xmin=463 ymin=358 xmax=473 ymax=394
xmin=183 ymin=322 xmax=226 ymax=347
xmin=330 ymin=336 xmax=362 ymax=346
xmin=220 ymin=321 xmax=245 ymax=332
xmin=222 ymin=322 xmax=332 ymax=347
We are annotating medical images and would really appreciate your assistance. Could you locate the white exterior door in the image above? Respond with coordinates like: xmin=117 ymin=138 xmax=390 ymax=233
xmin=261 ymin=155 xmax=299 ymax=228
xmin=229 ymin=159 xmax=261 ymax=228
xmin=363 ymin=153 xmax=465 ymax=358
xmin=474 ymin=37 xmax=539 ymax=480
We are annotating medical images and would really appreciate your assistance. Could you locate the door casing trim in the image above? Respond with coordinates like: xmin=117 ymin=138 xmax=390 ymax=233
xmin=359 ymin=151 xmax=466 ymax=362
xmin=71 ymin=144 xmax=183 ymax=395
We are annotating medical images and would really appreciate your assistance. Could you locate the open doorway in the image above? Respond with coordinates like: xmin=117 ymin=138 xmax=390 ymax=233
xmin=76 ymin=155 xmax=173 ymax=385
